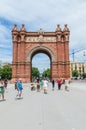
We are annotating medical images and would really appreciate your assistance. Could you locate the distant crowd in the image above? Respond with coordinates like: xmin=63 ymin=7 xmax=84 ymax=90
xmin=0 ymin=77 xmax=71 ymax=101
xmin=30 ymin=78 xmax=71 ymax=93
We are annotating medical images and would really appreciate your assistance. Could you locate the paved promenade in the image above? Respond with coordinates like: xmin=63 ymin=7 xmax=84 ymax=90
xmin=0 ymin=80 xmax=86 ymax=130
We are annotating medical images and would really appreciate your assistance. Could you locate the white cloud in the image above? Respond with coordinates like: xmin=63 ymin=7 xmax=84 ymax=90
xmin=0 ymin=24 xmax=12 ymax=44
xmin=0 ymin=0 xmax=86 ymax=66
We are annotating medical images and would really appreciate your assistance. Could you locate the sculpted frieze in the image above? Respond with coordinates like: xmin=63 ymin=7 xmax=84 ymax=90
xmin=25 ymin=36 xmax=56 ymax=42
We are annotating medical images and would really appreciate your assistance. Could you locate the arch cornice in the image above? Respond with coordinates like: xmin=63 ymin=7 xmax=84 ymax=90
xmin=26 ymin=46 xmax=56 ymax=62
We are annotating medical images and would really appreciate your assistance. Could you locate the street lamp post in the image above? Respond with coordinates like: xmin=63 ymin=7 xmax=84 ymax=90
xmin=70 ymin=48 xmax=86 ymax=62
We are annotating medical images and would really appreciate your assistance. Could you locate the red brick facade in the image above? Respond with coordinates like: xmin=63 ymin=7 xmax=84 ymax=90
xmin=11 ymin=24 xmax=70 ymax=82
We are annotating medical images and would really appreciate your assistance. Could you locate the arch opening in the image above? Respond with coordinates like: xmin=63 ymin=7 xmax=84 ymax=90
xmin=31 ymin=52 xmax=51 ymax=81
xmin=26 ymin=46 xmax=56 ymax=62
xmin=26 ymin=46 xmax=57 ymax=82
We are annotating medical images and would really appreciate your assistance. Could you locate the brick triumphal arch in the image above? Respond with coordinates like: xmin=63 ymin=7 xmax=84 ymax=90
xmin=12 ymin=24 xmax=70 ymax=82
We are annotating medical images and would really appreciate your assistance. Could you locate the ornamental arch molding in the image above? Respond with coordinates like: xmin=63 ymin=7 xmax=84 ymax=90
xmin=26 ymin=46 xmax=56 ymax=62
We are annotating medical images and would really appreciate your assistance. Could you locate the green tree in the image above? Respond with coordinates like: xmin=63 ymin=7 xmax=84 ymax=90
xmin=42 ymin=68 xmax=50 ymax=79
xmin=0 ymin=65 xmax=12 ymax=80
xmin=32 ymin=67 xmax=40 ymax=79
xmin=72 ymin=70 xmax=78 ymax=78
xmin=0 ymin=67 xmax=2 ymax=79
xmin=81 ymin=73 xmax=86 ymax=79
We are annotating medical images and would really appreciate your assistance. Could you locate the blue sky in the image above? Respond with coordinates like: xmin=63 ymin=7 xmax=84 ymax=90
xmin=0 ymin=0 xmax=86 ymax=72
xmin=32 ymin=53 xmax=50 ymax=73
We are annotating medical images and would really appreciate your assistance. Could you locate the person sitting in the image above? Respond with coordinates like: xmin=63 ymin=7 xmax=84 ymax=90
xmin=31 ymin=84 xmax=36 ymax=91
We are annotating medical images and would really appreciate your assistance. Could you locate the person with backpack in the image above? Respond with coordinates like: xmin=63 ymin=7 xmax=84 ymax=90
xmin=16 ymin=78 xmax=23 ymax=98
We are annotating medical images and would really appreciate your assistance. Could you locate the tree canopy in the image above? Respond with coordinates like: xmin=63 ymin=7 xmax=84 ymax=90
xmin=72 ymin=70 xmax=78 ymax=77
xmin=32 ymin=67 xmax=40 ymax=79
xmin=0 ymin=65 xmax=12 ymax=80
xmin=42 ymin=68 xmax=50 ymax=79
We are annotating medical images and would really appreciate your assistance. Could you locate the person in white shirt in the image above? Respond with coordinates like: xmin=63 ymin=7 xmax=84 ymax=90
xmin=43 ymin=79 xmax=48 ymax=94
xmin=65 ymin=78 xmax=71 ymax=91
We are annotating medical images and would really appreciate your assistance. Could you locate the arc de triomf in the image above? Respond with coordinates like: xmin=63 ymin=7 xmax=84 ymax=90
xmin=11 ymin=24 xmax=70 ymax=82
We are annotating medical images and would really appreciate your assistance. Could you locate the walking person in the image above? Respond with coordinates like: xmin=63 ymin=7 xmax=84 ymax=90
xmin=57 ymin=77 xmax=62 ymax=90
xmin=43 ymin=79 xmax=48 ymax=94
xmin=36 ymin=79 xmax=40 ymax=92
xmin=61 ymin=78 xmax=65 ymax=90
xmin=15 ymin=80 xmax=18 ymax=90
xmin=64 ymin=78 xmax=71 ymax=91
xmin=0 ymin=79 xmax=6 ymax=101
xmin=39 ymin=79 xmax=43 ymax=90
xmin=52 ymin=79 xmax=55 ymax=90
xmin=16 ymin=78 xmax=23 ymax=98
xmin=4 ymin=78 xmax=8 ymax=92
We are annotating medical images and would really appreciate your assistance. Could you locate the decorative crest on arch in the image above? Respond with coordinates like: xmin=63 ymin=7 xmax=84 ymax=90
xmin=38 ymin=28 xmax=44 ymax=35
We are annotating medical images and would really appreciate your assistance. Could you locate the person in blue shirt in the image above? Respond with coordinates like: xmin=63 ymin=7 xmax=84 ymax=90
xmin=16 ymin=78 xmax=23 ymax=98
